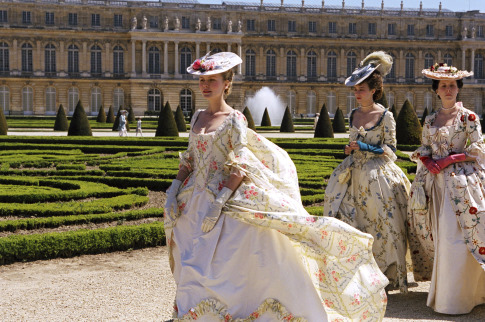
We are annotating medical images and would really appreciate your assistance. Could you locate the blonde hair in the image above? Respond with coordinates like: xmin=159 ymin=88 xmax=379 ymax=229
xmin=221 ymin=69 xmax=234 ymax=97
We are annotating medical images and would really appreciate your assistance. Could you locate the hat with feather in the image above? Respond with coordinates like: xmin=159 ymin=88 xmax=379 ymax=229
xmin=345 ymin=51 xmax=393 ymax=86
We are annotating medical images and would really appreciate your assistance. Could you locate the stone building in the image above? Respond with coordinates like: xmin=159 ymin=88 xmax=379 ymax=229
xmin=0 ymin=0 xmax=484 ymax=117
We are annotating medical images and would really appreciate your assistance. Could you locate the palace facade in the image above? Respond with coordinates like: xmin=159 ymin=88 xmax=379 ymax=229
xmin=0 ymin=0 xmax=484 ymax=117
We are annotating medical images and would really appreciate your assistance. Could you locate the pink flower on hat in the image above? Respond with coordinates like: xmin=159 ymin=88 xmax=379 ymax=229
xmin=191 ymin=59 xmax=201 ymax=70
xmin=201 ymin=60 xmax=215 ymax=71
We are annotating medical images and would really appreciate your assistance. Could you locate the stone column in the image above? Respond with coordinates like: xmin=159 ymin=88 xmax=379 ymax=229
xmin=471 ymin=49 xmax=476 ymax=74
xmin=174 ymin=41 xmax=179 ymax=76
xmin=105 ymin=43 xmax=111 ymax=75
xmin=227 ymin=43 xmax=231 ymax=52
xmin=131 ymin=40 xmax=136 ymax=77
xmin=437 ymin=50 xmax=441 ymax=62
xmin=319 ymin=48 xmax=325 ymax=80
xmin=399 ymin=49 xmax=404 ymax=81
xmin=300 ymin=47 xmax=305 ymax=78
xmin=195 ymin=42 xmax=200 ymax=61
xmin=279 ymin=47 xmax=285 ymax=77
xmin=206 ymin=42 xmax=211 ymax=54
xmin=340 ymin=48 xmax=345 ymax=77
xmin=58 ymin=41 xmax=66 ymax=76
xmin=142 ymin=40 xmax=147 ymax=77
xmin=35 ymin=40 xmax=44 ymax=76
xmin=237 ymin=43 xmax=242 ymax=75
xmin=259 ymin=46 xmax=264 ymax=77
xmin=462 ymin=48 xmax=466 ymax=70
xmin=82 ymin=41 xmax=89 ymax=76
xmin=418 ymin=50 xmax=423 ymax=71
xmin=164 ymin=41 xmax=169 ymax=76
xmin=11 ymin=39 xmax=19 ymax=74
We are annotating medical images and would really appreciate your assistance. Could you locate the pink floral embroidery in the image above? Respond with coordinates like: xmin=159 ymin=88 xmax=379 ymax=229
xmin=196 ymin=140 xmax=208 ymax=152
xmin=331 ymin=270 xmax=340 ymax=282
xmin=254 ymin=213 xmax=264 ymax=219
xmin=183 ymin=177 xmax=190 ymax=187
xmin=189 ymin=309 xmax=197 ymax=319
xmin=306 ymin=217 xmax=316 ymax=223
xmin=347 ymin=253 xmax=359 ymax=263
xmin=224 ymin=313 xmax=232 ymax=322
xmin=250 ymin=311 xmax=259 ymax=318
xmin=323 ymin=299 xmax=334 ymax=308
xmin=244 ymin=186 xmax=258 ymax=200
xmin=479 ymin=247 xmax=485 ymax=255
xmin=261 ymin=159 xmax=269 ymax=168
xmin=351 ymin=294 xmax=361 ymax=306
xmin=283 ymin=314 xmax=294 ymax=321
xmin=218 ymin=180 xmax=227 ymax=191
xmin=338 ymin=240 xmax=347 ymax=253
xmin=321 ymin=230 xmax=328 ymax=239
xmin=178 ymin=203 xmax=186 ymax=212
xmin=210 ymin=161 xmax=218 ymax=171
xmin=315 ymin=269 xmax=326 ymax=282
xmin=361 ymin=310 xmax=369 ymax=320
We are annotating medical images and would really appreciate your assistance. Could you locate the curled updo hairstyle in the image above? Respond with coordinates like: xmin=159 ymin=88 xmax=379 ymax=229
xmin=432 ymin=79 xmax=463 ymax=99
xmin=221 ymin=69 xmax=234 ymax=97
xmin=362 ymin=70 xmax=383 ymax=101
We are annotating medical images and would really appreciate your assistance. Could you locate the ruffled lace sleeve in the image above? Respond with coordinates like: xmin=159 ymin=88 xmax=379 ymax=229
xmin=381 ymin=111 xmax=398 ymax=161
xmin=464 ymin=109 xmax=485 ymax=168
xmin=410 ymin=115 xmax=432 ymax=162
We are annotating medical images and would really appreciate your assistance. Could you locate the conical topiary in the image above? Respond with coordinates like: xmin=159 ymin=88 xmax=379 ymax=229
xmin=53 ymin=104 xmax=69 ymax=131
xmin=261 ymin=108 xmax=271 ymax=126
xmin=332 ymin=107 xmax=346 ymax=133
xmin=127 ymin=105 xmax=136 ymax=123
xmin=314 ymin=103 xmax=334 ymax=138
xmin=243 ymin=107 xmax=256 ymax=131
xmin=96 ymin=105 xmax=106 ymax=123
xmin=0 ymin=108 xmax=7 ymax=135
xmin=375 ymin=91 xmax=388 ymax=109
xmin=106 ymin=105 xmax=115 ymax=123
xmin=113 ymin=107 xmax=130 ymax=131
xmin=396 ymin=99 xmax=422 ymax=145
xmin=68 ymin=101 xmax=92 ymax=136
xmin=174 ymin=105 xmax=187 ymax=132
xmin=155 ymin=101 xmax=179 ymax=137
xmin=420 ymin=107 xmax=429 ymax=126
xmin=389 ymin=104 xmax=397 ymax=118
xmin=280 ymin=106 xmax=294 ymax=132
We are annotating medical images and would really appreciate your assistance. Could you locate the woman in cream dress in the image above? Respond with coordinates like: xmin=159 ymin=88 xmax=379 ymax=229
xmin=408 ymin=63 xmax=485 ymax=314
xmin=164 ymin=52 xmax=388 ymax=321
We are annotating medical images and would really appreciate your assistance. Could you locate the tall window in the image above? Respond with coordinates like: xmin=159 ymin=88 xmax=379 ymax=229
xmin=22 ymin=11 xmax=31 ymax=24
xmin=68 ymin=44 xmax=79 ymax=73
xmin=405 ymin=92 xmax=414 ymax=106
xmin=327 ymin=92 xmax=336 ymax=113
xmin=68 ymin=87 xmax=79 ymax=113
xmin=180 ymin=47 xmax=191 ymax=75
xmin=21 ymin=43 xmax=33 ymax=73
xmin=90 ymin=45 xmax=102 ymax=75
xmin=45 ymin=44 xmax=56 ymax=74
xmin=91 ymin=14 xmax=100 ymax=27
xmin=386 ymin=53 xmax=395 ymax=81
xmin=68 ymin=13 xmax=78 ymax=26
xmin=45 ymin=87 xmax=56 ymax=113
xmin=307 ymin=51 xmax=317 ymax=78
xmin=114 ymin=14 xmax=122 ymax=27
xmin=148 ymin=47 xmax=160 ymax=74
xmin=407 ymin=24 xmax=415 ymax=36
xmin=445 ymin=25 xmax=453 ymax=37
xmin=347 ymin=51 xmax=357 ymax=76
xmin=424 ymin=92 xmax=433 ymax=111
xmin=113 ymin=88 xmax=124 ymax=109
xmin=426 ymin=24 xmax=434 ymax=37
xmin=405 ymin=53 xmax=415 ymax=80
xmin=90 ymin=87 xmax=102 ymax=113
xmin=368 ymin=23 xmax=376 ymax=35
xmin=113 ymin=45 xmax=124 ymax=75
xmin=22 ymin=86 xmax=33 ymax=113
xmin=180 ymin=89 xmax=192 ymax=116
xmin=424 ymin=53 xmax=434 ymax=69
xmin=443 ymin=53 xmax=453 ymax=66
xmin=307 ymin=91 xmax=316 ymax=115
xmin=288 ymin=90 xmax=296 ymax=115
xmin=347 ymin=92 xmax=356 ymax=114
xmin=246 ymin=19 xmax=255 ymax=32
xmin=0 ymin=42 xmax=9 ymax=73
xmin=478 ymin=26 xmax=484 ymax=38
xmin=0 ymin=10 xmax=7 ymax=23
xmin=245 ymin=49 xmax=255 ymax=76
xmin=149 ymin=16 xmax=158 ymax=28
xmin=45 ymin=12 xmax=54 ymax=25
xmin=212 ymin=18 xmax=221 ymax=30
xmin=308 ymin=21 xmax=316 ymax=33
xmin=267 ymin=19 xmax=275 ymax=32
xmin=0 ymin=86 xmax=9 ymax=112
xmin=348 ymin=23 xmax=356 ymax=35
xmin=147 ymin=89 xmax=161 ymax=111
xmin=328 ymin=22 xmax=337 ymax=34
xmin=288 ymin=20 xmax=296 ymax=33
xmin=388 ymin=23 xmax=396 ymax=36
xmin=286 ymin=50 xmax=297 ymax=78
xmin=475 ymin=54 xmax=484 ymax=79
xmin=181 ymin=16 xmax=190 ymax=29
xmin=266 ymin=49 xmax=276 ymax=77
xmin=327 ymin=51 xmax=337 ymax=79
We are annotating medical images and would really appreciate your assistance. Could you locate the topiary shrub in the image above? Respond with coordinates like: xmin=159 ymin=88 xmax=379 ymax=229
xmin=53 ymin=104 xmax=69 ymax=131
xmin=332 ymin=107 xmax=346 ymax=133
xmin=68 ymin=101 xmax=92 ymax=136
xmin=280 ymin=106 xmax=294 ymax=132
xmin=174 ymin=105 xmax=187 ymax=132
xmin=396 ymin=99 xmax=422 ymax=145
xmin=375 ymin=91 xmax=388 ymax=109
xmin=96 ymin=105 xmax=106 ymax=123
xmin=127 ymin=105 xmax=136 ymax=123
xmin=155 ymin=102 xmax=179 ymax=137
xmin=261 ymin=107 xmax=271 ymax=126
xmin=106 ymin=105 xmax=115 ymax=123
xmin=420 ymin=107 xmax=429 ymax=126
xmin=0 ymin=108 xmax=7 ymax=135
xmin=389 ymin=104 xmax=397 ymax=118
xmin=314 ymin=103 xmax=334 ymax=138
xmin=243 ymin=107 xmax=256 ymax=131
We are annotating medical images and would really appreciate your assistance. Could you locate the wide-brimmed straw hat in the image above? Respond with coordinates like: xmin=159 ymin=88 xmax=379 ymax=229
xmin=345 ymin=51 xmax=393 ymax=86
xmin=187 ymin=52 xmax=242 ymax=75
xmin=422 ymin=63 xmax=473 ymax=80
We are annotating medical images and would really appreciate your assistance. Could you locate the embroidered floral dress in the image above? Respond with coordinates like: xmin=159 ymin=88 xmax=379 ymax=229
xmin=324 ymin=108 xmax=411 ymax=293
xmin=165 ymin=109 xmax=388 ymax=321
xmin=408 ymin=103 xmax=485 ymax=314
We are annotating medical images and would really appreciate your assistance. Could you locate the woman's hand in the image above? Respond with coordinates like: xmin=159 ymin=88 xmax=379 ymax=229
xmin=344 ymin=141 xmax=360 ymax=155
xmin=419 ymin=156 xmax=441 ymax=174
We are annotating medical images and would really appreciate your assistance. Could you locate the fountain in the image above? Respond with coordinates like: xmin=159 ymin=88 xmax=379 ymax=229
xmin=244 ymin=87 xmax=286 ymax=126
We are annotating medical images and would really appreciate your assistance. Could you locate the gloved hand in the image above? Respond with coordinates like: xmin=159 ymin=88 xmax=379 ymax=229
xmin=436 ymin=153 xmax=466 ymax=170
xmin=164 ymin=179 xmax=182 ymax=226
xmin=419 ymin=156 xmax=441 ymax=174
xmin=201 ymin=187 xmax=233 ymax=233
xmin=356 ymin=141 xmax=384 ymax=154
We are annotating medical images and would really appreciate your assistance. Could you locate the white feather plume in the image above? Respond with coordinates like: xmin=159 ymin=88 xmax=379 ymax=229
xmin=360 ymin=51 xmax=393 ymax=77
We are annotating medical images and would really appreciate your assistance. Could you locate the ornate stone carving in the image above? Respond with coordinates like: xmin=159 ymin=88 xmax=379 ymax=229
xmin=174 ymin=16 xmax=180 ymax=31
xmin=227 ymin=20 xmax=232 ymax=33
xmin=206 ymin=16 xmax=211 ymax=32
xmin=131 ymin=16 xmax=137 ymax=30
xmin=196 ymin=18 xmax=201 ymax=31
xmin=141 ymin=15 xmax=147 ymax=30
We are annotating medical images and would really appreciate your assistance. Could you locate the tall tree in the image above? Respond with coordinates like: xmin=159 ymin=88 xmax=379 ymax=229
xmin=96 ymin=105 xmax=106 ymax=123
xmin=53 ymin=104 xmax=69 ymax=131
xmin=396 ymin=99 xmax=422 ymax=145
xmin=0 ymin=108 xmax=7 ymax=135
xmin=174 ymin=105 xmax=187 ymax=132
xmin=68 ymin=101 xmax=92 ymax=136
xmin=280 ymin=106 xmax=295 ymax=132
xmin=260 ymin=108 xmax=272 ymax=126
xmin=332 ymin=107 xmax=346 ymax=133
xmin=155 ymin=101 xmax=179 ymax=137
xmin=243 ymin=107 xmax=256 ymax=131
xmin=314 ymin=103 xmax=334 ymax=138
xmin=106 ymin=105 xmax=115 ymax=123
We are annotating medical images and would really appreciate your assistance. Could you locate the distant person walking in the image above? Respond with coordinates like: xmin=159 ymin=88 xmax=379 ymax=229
xmin=313 ymin=113 xmax=320 ymax=129
xmin=118 ymin=110 xmax=128 ymax=137
xmin=136 ymin=117 xmax=143 ymax=137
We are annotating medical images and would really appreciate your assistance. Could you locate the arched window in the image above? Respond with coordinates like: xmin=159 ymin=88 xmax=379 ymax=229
xmin=68 ymin=44 xmax=79 ymax=73
xmin=327 ymin=51 xmax=337 ymax=79
xmin=286 ymin=50 xmax=297 ymax=78
xmin=45 ymin=87 xmax=56 ymax=114
xmin=307 ymin=91 xmax=316 ymax=115
xmin=113 ymin=45 xmax=124 ymax=75
xmin=443 ymin=53 xmax=453 ymax=66
xmin=180 ymin=89 xmax=193 ymax=116
xmin=245 ymin=49 xmax=255 ymax=76
xmin=68 ymin=87 xmax=79 ymax=113
xmin=0 ymin=86 xmax=9 ymax=112
xmin=288 ymin=90 xmax=296 ymax=115
xmin=386 ymin=53 xmax=396 ymax=81
xmin=45 ymin=44 xmax=56 ymax=74
xmin=424 ymin=92 xmax=433 ymax=111
xmin=326 ymin=91 xmax=336 ymax=114
xmin=266 ymin=49 xmax=276 ymax=77
xmin=405 ymin=91 xmax=414 ymax=106
xmin=405 ymin=53 xmax=415 ymax=80
xmin=148 ymin=46 xmax=160 ymax=74
xmin=347 ymin=91 xmax=356 ymax=114
xmin=22 ymin=86 xmax=33 ymax=113
xmin=21 ymin=43 xmax=33 ymax=72
xmin=180 ymin=47 xmax=192 ymax=75
xmin=90 ymin=45 xmax=102 ymax=75
xmin=346 ymin=51 xmax=357 ymax=75
xmin=91 ymin=87 xmax=102 ymax=113
xmin=475 ymin=54 xmax=484 ymax=79
xmin=307 ymin=51 xmax=317 ymax=78
xmin=113 ymin=88 xmax=124 ymax=110
xmin=424 ymin=53 xmax=434 ymax=69
xmin=0 ymin=42 xmax=9 ymax=73
xmin=148 ymin=88 xmax=161 ymax=111
xmin=387 ymin=92 xmax=395 ymax=109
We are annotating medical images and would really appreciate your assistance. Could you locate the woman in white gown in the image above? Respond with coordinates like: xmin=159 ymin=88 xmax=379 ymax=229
xmin=164 ymin=52 xmax=388 ymax=321
xmin=324 ymin=52 xmax=411 ymax=293
xmin=408 ymin=63 xmax=485 ymax=314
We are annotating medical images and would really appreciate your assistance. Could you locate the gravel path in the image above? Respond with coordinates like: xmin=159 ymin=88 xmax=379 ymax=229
xmin=1 ymin=246 xmax=484 ymax=321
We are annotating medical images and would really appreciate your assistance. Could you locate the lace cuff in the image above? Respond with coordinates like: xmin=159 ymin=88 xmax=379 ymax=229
xmin=410 ymin=146 xmax=431 ymax=162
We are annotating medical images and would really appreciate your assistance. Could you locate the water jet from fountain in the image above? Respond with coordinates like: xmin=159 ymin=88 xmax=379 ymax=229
xmin=244 ymin=87 xmax=286 ymax=126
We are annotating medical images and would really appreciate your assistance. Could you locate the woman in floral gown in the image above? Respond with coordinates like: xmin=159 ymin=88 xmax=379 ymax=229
xmin=408 ymin=63 xmax=485 ymax=314
xmin=324 ymin=52 xmax=411 ymax=293
xmin=164 ymin=52 xmax=388 ymax=321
